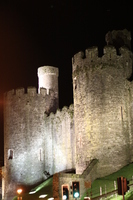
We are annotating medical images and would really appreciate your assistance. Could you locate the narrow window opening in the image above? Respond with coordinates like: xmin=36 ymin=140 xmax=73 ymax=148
xmin=47 ymin=89 xmax=49 ymax=95
xmin=39 ymin=148 xmax=43 ymax=161
xmin=74 ymin=77 xmax=77 ymax=90
xmin=40 ymin=149 xmax=42 ymax=161
xmin=121 ymin=106 xmax=123 ymax=120
xmin=8 ymin=149 xmax=13 ymax=160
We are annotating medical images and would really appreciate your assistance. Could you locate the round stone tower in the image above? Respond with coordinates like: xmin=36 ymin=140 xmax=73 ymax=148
xmin=72 ymin=30 xmax=133 ymax=178
xmin=38 ymin=66 xmax=59 ymax=114
xmin=3 ymin=66 xmax=59 ymax=200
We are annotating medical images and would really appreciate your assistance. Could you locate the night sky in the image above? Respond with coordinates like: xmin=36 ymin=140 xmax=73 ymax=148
xmin=0 ymin=0 xmax=133 ymax=159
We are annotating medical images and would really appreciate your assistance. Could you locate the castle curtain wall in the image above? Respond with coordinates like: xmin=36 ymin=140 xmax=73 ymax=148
xmin=44 ymin=105 xmax=75 ymax=175
xmin=72 ymin=46 xmax=133 ymax=177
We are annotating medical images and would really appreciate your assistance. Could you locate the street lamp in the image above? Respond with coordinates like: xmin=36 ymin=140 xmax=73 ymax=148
xmin=17 ymin=188 xmax=22 ymax=200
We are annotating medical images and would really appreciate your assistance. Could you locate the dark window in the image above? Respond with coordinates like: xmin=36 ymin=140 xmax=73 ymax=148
xmin=8 ymin=149 xmax=13 ymax=160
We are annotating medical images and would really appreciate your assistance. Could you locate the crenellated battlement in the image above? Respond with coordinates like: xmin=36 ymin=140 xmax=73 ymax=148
xmin=85 ymin=46 xmax=98 ymax=60
xmin=4 ymin=86 xmax=58 ymax=115
xmin=47 ymin=104 xmax=74 ymax=120
xmin=4 ymin=86 xmax=55 ymax=98
xmin=72 ymin=45 xmax=132 ymax=74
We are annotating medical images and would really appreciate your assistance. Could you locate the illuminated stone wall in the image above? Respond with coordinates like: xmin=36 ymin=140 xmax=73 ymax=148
xmin=4 ymin=87 xmax=47 ymax=199
xmin=3 ymin=30 xmax=133 ymax=200
xmin=4 ymin=87 xmax=75 ymax=200
xmin=72 ymin=39 xmax=133 ymax=176
xmin=44 ymin=105 xmax=75 ymax=175
xmin=3 ymin=66 xmax=61 ymax=200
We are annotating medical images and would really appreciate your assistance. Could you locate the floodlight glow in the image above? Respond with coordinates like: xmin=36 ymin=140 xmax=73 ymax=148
xmin=63 ymin=194 xmax=67 ymax=199
xmin=29 ymin=190 xmax=36 ymax=194
xmin=74 ymin=192 xmax=79 ymax=198
xmin=39 ymin=194 xmax=47 ymax=198
xmin=17 ymin=188 xmax=22 ymax=195
xmin=48 ymin=198 xmax=54 ymax=200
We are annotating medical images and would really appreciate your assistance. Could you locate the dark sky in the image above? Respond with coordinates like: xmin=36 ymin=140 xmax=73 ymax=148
xmin=0 ymin=0 xmax=133 ymax=158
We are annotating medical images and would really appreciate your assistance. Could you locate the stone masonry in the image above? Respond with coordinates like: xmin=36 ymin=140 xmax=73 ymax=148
xmin=3 ymin=29 xmax=133 ymax=200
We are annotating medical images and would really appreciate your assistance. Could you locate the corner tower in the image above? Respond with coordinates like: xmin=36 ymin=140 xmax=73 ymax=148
xmin=72 ymin=29 xmax=133 ymax=177
xmin=4 ymin=66 xmax=59 ymax=200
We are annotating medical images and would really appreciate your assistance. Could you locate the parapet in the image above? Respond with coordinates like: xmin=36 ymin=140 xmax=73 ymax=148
xmin=48 ymin=104 xmax=74 ymax=120
xmin=27 ymin=87 xmax=37 ymax=96
xmin=72 ymin=46 xmax=98 ymax=69
xmin=5 ymin=87 xmax=51 ymax=98
xmin=72 ymin=45 xmax=132 ymax=73
xmin=4 ymin=86 xmax=58 ymax=115
xmin=119 ymin=46 xmax=132 ymax=57
xmin=85 ymin=46 xmax=98 ymax=60
xmin=103 ymin=45 xmax=116 ymax=55
xmin=102 ymin=45 xmax=117 ymax=60
xmin=38 ymin=66 xmax=59 ymax=77
xmin=16 ymin=87 xmax=25 ymax=96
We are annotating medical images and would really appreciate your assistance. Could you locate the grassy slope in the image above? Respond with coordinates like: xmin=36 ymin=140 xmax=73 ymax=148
xmin=82 ymin=163 xmax=133 ymax=200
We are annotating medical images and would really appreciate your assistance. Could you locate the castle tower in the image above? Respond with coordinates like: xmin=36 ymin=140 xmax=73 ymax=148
xmin=38 ymin=66 xmax=59 ymax=114
xmin=3 ymin=66 xmax=59 ymax=200
xmin=72 ymin=29 xmax=133 ymax=177
xmin=105 ymin=29 xmax=131 ymax=50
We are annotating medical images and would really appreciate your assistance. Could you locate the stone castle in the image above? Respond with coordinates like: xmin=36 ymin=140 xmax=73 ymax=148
xmin=3 ymin=29 xmax=133 ymax=200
